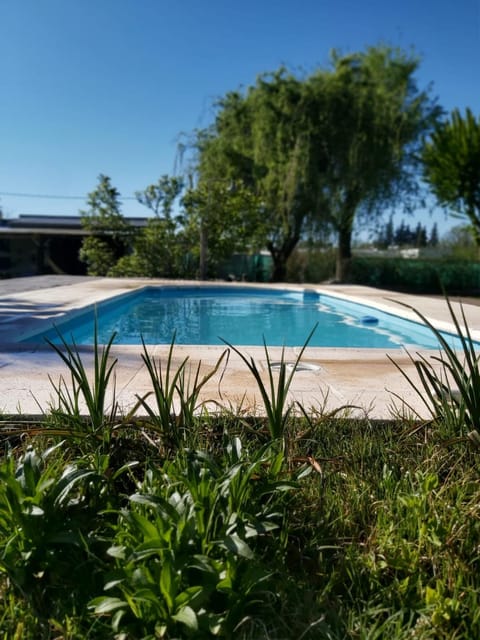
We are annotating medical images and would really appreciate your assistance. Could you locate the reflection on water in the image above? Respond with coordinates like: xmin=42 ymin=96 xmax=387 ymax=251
xmin=24 ymin=286 xmax=470 ymax=350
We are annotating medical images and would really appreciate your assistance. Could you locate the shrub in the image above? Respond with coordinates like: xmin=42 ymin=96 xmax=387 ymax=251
xmin=286 ymin=247 xmax=336 ymax=283
xmin=349 ymin=256 xmax=480 ymax=294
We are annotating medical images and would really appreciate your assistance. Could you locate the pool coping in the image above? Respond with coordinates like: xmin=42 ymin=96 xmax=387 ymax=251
xmin=0 ymin=276 xmax=479 ymax=419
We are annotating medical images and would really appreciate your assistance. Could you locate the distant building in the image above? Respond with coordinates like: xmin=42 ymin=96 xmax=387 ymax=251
xmin=0 ymin=214 xmax=148 ymax=277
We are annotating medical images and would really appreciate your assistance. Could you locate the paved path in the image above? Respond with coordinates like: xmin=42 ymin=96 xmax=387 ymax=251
xmin=0 ymin=275 xmax=99 ymax=295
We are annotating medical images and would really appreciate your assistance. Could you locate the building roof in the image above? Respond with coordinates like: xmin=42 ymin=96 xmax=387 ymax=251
xmin=0 ymin=214 xmax=152 ymax=238
xmin=4 ymin=214 xmax=149 ymax=229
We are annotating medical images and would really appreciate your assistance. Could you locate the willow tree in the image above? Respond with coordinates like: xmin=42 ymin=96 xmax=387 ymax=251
xmin=316 ymin=47 xmax=441 ymax=280
xmin=196 ymin=70 xmax=326 ymax=281
xmin=422 ymin=108 xmax=480 ymax=249
xmin=194 ymin=46 xmax=440 ymax=281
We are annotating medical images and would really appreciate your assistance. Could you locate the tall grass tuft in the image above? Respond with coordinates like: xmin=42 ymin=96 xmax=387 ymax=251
xmin=222 ymin=324 xmax=317 ymax=440
xmin=45 ymin=321 xmax=118 ymax=448
xmin=389 ymin=297 xmax=480 ymax=438
xmin=136 ymin=334 xmax=229 ymax=449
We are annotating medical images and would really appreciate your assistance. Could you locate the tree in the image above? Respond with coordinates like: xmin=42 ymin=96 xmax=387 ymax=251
xmin=192 ymin=70 xmax=332 ymax=281
xmin=441 ymin=224 xmax=477 ymax=260
xmin=422 ymin=108 xmax=480 ymax=250
xmin=135 ymin=175 xmax=183 ymax=218
xmin=415 ymin=222 xmax=427 ymax=247
xmin=429 ymin=222 xmax=439 ymax=247
xmin=394 ymin=220 xmax=415 ymax=246
xmin=384 ymin=215 xmax=394 ymax=247
xmin=192 ymin=46 xmax=440 ymax=281
xmin=375 ymin=215 xmax=396 ymax=249
xmin=182 ymin=178 xmax=264 ymax=278
xmin=79 ymin=174 xmax=133 ymax=276
xmin=112 ymin=175 xmax=187 ymax=278
xmin=313 ymin=47 xmax=440 ymax=280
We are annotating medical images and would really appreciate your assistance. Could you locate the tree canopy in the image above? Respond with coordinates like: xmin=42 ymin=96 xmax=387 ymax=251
xmin=181 ymin=178 xmax=264 ymax=278
xmin=79 ymin=174 xmax=133 ymax=276
xmin=422 ymin=108 xmax=480 ymax=248
xmin=191 ymin=45 xmax=440 ymax=281
xmin=110 ymin=175 xmax=192 ymax=278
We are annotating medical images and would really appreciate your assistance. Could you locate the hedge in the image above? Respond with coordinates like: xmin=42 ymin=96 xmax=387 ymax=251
xmin=349 ymin=257 xmax=480 ymax=295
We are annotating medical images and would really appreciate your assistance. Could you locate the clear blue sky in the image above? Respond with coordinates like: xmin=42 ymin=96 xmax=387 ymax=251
xmin=1 ymin=0 xmax=479 ymax=238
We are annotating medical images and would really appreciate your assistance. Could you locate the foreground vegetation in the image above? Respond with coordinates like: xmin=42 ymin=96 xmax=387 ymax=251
xmin=1 ymin=307 xmax=480 ymax=638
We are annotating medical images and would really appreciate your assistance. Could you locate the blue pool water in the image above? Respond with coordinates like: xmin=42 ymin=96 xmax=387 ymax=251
xmin=22 ymin=286 xmax=472 ymax=349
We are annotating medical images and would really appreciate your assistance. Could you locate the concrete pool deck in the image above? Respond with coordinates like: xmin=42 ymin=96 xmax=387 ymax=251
xmin=0 ymin=275 xmax=479 ymax=419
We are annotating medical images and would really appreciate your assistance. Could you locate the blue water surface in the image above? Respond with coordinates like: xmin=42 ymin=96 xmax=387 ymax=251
xmin=23 ymin=286 xmax=472 ymax=349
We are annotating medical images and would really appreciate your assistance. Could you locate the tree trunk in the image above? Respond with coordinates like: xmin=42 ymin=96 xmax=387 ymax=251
xmin=199 ymin=223 xmax=208 ymax=280
xmin=271 ymin=252 xmax=288 ymax=282
xmin=267 ymin=236 xmax=299 ymax=282
xmin=335 ymin=226 xmax=352 ymax=282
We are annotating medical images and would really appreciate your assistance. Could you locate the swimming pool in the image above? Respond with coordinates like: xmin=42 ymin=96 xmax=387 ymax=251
xmin=21 ymin=285 xmax=474 ymax=350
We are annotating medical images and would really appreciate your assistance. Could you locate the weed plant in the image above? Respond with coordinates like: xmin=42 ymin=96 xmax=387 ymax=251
xmin=390 ymin=296 xmax=480 ymax=440
xmin=137 ymin=334 xmax=229 ymax=451
xmin=45 ymin=321 xmax=119 ymax=452
xmin=0 ymin=313 xmax=480 ymax=638
xmin=223 ymin=324 xmax=317 ymax=441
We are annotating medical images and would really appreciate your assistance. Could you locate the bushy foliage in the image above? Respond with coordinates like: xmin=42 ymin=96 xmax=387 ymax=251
xmin=79 ymin=174 xmax=134 ymax=276
xmin=286 ymin=246 xmax=336 ymax=283
xmin=423 ymin=108 xmax=480 ymax=247
xmin=110 ymin=220 xmax=197 ymax=279
xmin=192 ymin=46 xmax=440 ymax=281
xmin=113 ymin=175 xmax=197 ymax=279
xmin=3 ymin=415 xmax=480 ymax=638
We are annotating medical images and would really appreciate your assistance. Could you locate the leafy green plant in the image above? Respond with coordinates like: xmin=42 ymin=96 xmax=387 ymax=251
xmin=90 ymin=437 xmax=295 ymax=638
xmin=136 ymin=335 xmax=229 ymax=450
xmin=389 ymin=297 xmax=480 ymax=437
xmin=222 ymin=325 xmax=317 ymax=440
xmin=0 ymin=444 xmax=112 ymax=619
